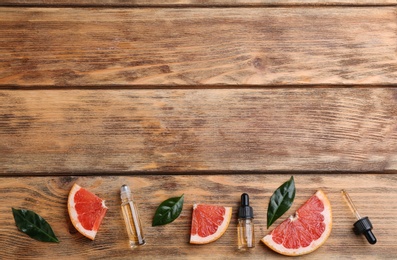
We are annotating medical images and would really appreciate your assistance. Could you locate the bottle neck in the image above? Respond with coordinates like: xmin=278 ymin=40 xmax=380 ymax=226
xmin=121 ymin=192 xmax=133 ymax=202
xmin=239 ymin=217 xmax=253 ymax=220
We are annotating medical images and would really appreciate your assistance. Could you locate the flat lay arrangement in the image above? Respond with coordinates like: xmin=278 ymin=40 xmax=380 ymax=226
xmin=6 ymin=177 xmax=384 ymax=258
xmin=1 ymin=0 xmax=396 ymax=259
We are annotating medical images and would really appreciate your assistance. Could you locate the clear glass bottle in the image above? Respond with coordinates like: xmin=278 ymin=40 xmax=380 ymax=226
xmin=237 ymin=193 xmax=255 ymax=250
xmin=120 ymin=184 xmax=146 ymax=248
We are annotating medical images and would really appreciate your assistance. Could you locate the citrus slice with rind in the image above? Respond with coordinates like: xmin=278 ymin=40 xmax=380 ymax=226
xmin=190 ymin=204 xmax=232 ymax=244
xmin=67 ymin=183 xmax=108 ymax=240
xmin=261 ymin=190 xmax=332 ymax=256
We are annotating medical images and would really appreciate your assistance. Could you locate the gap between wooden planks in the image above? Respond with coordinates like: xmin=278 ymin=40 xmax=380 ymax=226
xmin=0 ymin=174 xmax=396 ymax=259
xmin=1 ymin=88 xmax=396 ymax=175
xmin=1 ymin=0 xmax=396 ymax=7
xmin=0 ymin=7 xmax=396 ymax=87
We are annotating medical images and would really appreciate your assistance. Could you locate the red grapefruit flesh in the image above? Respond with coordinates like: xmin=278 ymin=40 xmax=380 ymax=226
xmin=67 ymin=183 xmax=108 ymax=240
xmin=261 ymin=190 xmax=332 ymax=256
xmin=190 ymin=204 xmax=232 ymax=244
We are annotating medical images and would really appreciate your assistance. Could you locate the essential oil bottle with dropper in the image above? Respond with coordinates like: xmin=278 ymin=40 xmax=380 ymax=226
xmin=237 ymin=193 xmax=255 ymax=250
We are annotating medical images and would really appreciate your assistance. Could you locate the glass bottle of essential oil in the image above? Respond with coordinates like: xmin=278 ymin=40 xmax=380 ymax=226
xmin=120 ymin=184 xmax=146 ymax=248
xmin=237 ymin=193 xmax=255 ymax=250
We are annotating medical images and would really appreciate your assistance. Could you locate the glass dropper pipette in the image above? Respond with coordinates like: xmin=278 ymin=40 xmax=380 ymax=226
xmin=341 ymin=190 xmax=377 ymax=245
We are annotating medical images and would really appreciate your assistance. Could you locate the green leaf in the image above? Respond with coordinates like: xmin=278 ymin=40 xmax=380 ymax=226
xmin=267 ymin=176 xmax=295 ymax=229
xmin=152 ymin=194 xmax=184 ymax=226
xmin=12 ymin=208 xmax=59 ymax=243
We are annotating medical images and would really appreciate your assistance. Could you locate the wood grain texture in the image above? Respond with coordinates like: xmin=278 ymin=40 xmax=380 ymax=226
xmin=0 ymin=174 xmax=396 ymax=259
xmin=1 ymin=7 xmax=396 ymax=87
xmin=1 ymin=0 xmax=396 ymax=7
xmin=1 ymin=88 xmax=396 ymax=175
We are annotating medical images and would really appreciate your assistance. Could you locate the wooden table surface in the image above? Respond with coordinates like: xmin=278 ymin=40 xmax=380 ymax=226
xmin=1 ymin=1 xmax=397 ymax=259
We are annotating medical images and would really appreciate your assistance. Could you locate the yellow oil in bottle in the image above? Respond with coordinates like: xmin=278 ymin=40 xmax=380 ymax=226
xmin=238 ymin=218 xmax=255 ymax=249
xmin=120 ymin=185 xmax=146 ymax=248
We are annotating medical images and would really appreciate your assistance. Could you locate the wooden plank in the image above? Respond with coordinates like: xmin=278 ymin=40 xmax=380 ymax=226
xmin=1 ymin=7 xmax=396 ymax=87
xmin=1 ymin=88 xmax=396 ymax=175
xmin=1 ymin=0 xmax=396 ymax=7
xmin=0 ymin=174 xmax=396 ymax=259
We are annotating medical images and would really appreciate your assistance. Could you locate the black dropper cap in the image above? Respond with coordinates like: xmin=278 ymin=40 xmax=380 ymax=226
xmin=353 ymin=217 xmax=377 ymax=244
xmin=238 ymin=193 xmax=254 ymax=219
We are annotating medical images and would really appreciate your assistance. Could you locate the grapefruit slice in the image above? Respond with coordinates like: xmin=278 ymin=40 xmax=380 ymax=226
xmin=67 ymin=183 xmax=108 ymax=240
xmin=261 ymin=190 xmax=332 ymax=256
xmin=190 ymin=204 xmax=232 ymax=244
